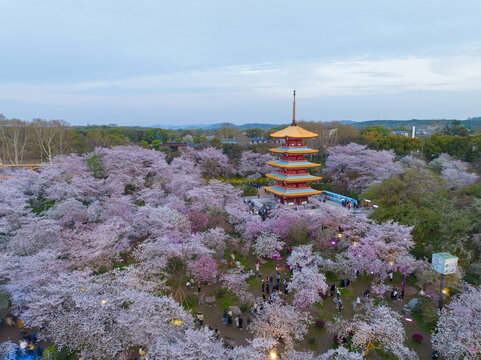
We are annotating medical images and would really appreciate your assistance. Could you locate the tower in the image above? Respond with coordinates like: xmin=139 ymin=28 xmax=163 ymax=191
xmin=264 ymin=91 xmax=322 ymax=205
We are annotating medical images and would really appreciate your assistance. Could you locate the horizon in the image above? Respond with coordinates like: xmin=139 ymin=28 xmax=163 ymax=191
xmin=1 ymin=1 xmax=481 ymax=126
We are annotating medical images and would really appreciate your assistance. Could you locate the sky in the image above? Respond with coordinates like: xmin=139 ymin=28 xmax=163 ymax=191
xmin=0 ymin=0 xmax=481 ymax=126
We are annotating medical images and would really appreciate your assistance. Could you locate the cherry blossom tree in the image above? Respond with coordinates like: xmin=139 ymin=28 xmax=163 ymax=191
xmin=430 ymin=154 xmax=479 ymax=190
xmin=254 ymin=232 xmax=285 ymax=259
xmin=336 ymin=215 xmax=420 ymax=283
xmin=432 ymin=285 xmax=481 ymax=359
xmin=249 ymin=299 xmax=312 ymax=349
xmin=238 ymin=150 xmax=275 ymax=177
xmin=146 ymin=327 xmax=226 ymax=360
xmin=329 ymin=301 xmax=418 ymax=359
xmin=220 ymin=268 xmax=255 ymax=303
xmin=324 ymin=143 xmax=402 ymax=191
xmin=0 ymin=341 xmax=19 ymax=360
xmin=317 ymin=347 xmax=364 ymax=360
xmin=186 ymin=147 xmax=234 ymax=178
xmin=192 ymin=256 xmax=218 ymax=284
xmin=288 ymin=266 xmax=328 ymax=309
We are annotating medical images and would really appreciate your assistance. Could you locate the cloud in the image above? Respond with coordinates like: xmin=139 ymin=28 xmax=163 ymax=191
xmin=1 ymin=55 xmax=481 ymax=109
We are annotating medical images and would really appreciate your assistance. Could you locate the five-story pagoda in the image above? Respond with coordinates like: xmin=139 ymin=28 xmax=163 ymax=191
xmin=264 ymin=91 xmax=322 ymax=205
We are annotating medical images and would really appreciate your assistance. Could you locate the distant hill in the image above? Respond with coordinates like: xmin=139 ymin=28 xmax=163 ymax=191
xmin=147 ymin=118 xmax=481 ymax=130
xmin=350 ymin=118 xmax=481 ymax=129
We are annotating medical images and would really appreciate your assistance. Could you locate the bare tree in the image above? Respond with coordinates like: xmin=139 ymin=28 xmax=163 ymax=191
xmin=31 ymin=119 xmax=72 ymax=163
xmin=0 ymin=116 xmax=29 ymax=165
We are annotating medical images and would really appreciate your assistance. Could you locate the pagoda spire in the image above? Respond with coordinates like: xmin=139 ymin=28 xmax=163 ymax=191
xmin=292 ymin=90 xmax=296 ymax=126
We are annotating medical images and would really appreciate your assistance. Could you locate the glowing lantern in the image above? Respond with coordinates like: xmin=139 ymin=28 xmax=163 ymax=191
xmin=101 ymin=299 xmax=107 ymax=304
xmin=388 ymin=261 xmax=394 ymax=265
xmin=171 ymin=319 xmax=183 ymax=326
xmin=269 ymin=350 xmax=278 ymax=360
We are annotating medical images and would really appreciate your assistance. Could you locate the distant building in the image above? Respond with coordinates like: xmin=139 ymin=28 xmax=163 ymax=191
xmin=157 ymin=142 xmax=189 ymax=151
xmin=220 ymin=138 xmax=238 ymax=144
xmin=392 ymin=130 xmax=409 ymax=136
xmin=248 ymin=137 xmax=268 ymax=144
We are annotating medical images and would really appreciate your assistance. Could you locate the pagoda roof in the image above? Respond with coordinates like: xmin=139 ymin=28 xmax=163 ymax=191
xmin=267 ymin=160 xmax=320 ymax=169
xmin=266 ymin=173 xmax=322 ymax=182
xmin=270 ymin=146 xmax=318 ymax=154
xmin=270 ymin=124 xmax=318 ymax=139
xmin=264 ymin=185 xmax=322 ymax=197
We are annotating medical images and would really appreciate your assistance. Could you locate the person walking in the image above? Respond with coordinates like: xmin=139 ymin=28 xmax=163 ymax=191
xmin=222 ymin=311 xmax=228 ymax=325
xmin=393 ymin=288 xmax=398 ymax=301
xmin=353 ymin=296 xmax=361 ymax=311
xmin=186 ymin=281 xmax=190 ymax=290
xmin=238 ymin=317 xmax=243 ymax=330
xmin=336 ymin=288 xmax=341 ymax=300
xmin=338 ymin=299 xmax=343 ymax=313
xmin=262 ymin=279 xmax=265 ymax=293
xmin=345 ymin=278 xmax=350 ymax=287
xmin=330 ymin=284 xmax=336 ymax=297
xmin=400 ymin=288 xmax=404 ymax=301
xmin=390 ymin=290 xmax=395 ymax=300
xmin=269 ymin=276 xmax=273 ymax=287
xmin=198 ymin=285 xmax=201 ymax=294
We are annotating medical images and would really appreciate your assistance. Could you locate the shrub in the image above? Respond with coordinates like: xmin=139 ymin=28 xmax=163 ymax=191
xmin=315 ymin=320 xmax=325 ymax=329
xmin=308 ymin=337 xmax=316 ymax=345
xmin=412 ymin=333 xmax=423 ymax=343
xmin=216 ymin=290 xmax=225 ymax=299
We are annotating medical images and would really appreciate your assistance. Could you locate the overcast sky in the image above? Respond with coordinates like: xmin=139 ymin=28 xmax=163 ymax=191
xmin=1 ymin=0 xmax=481 ymax=126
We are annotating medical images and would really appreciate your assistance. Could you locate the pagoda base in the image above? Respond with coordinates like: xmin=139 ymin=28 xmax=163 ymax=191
xmin=274 ymin=194 xmax=309 ymax=206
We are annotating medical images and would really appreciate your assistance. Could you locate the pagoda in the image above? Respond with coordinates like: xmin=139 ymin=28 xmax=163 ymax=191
xmin=264 ymin=91 xmax=322 ymax=205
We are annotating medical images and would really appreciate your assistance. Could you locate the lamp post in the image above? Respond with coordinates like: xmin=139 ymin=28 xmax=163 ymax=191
xmin=431 ymin=252 xmax=458 ymax=311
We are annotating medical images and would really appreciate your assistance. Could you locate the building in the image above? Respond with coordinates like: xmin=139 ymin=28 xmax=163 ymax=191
xmin=264 ymin=91 xmax=322 ymax=205
xmin=248 ymin=137 xmax=268 ymax=144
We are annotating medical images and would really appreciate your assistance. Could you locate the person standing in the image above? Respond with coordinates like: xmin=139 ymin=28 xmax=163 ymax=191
xmin=276 ymin=271 xmax=280 ymax=283
xmin=186 ymin=281 xmax=190 ymax=290
xmin=393 ymin=288 xmax=398 ymax=301
xmin=222 ymin=311 xmax=228 ymax=325
xmin=261 ymin=279 xmax=265 ymax=293
xmin=238 ymin=317 xmax=243 ymax=330
xmin=330 ymin=284 xmax=336 ymax=297
xmin=400 ymin=288 xmax=404 ymax=301
xmin=227 ymin=311 xmax=233 ymax=326
xmin=235 ymin=316 xmax=239 ymax=329
xmin=256 ymin=262 xmax=260 ymax=273
xmin=338 ymin=299 xmax=343 ymax=313
xmin=389 ymin=271 xmax=393 ymax=283
xmin=266 ymin=283 xmax=270 ymax=294
xmin=337 ymin=288 xmax=341 ymax=300
xmin=269 ymin=276 xmax=273 ymax=287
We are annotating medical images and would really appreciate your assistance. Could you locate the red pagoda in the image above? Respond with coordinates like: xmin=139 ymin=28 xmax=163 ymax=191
xmin=264 ymin=91 xmax=322 ymax=205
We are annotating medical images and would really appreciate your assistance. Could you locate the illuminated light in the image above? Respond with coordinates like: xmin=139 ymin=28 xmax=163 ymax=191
xmin=370 ymin=271 xmax=374 ymax=274
xmin=269 ymin=350 xmax=278 ymax=360
xmin=101 ymin=299 xmax=107 ymax=304
xmin=388 ymin=261 xmax=394 ymax=265
xmin=80 ymin=286 xmax=85 ymax=291
xmin=353 ymin=241 xmax=357 ymax=247
xmin=171 ymin=319 xmax=183 ymax=326
xmin=442 ymin=288 xmax=449 ymax=295
xmin=330 ymin=241 xmax=336 ymax=245
xmin=470 ymin=349 xmax=477 ymax=353
xmin=405 ymin=317 xmax=413 ymax=322
xmin=337 ymin=233 xmax=343 ymax=238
